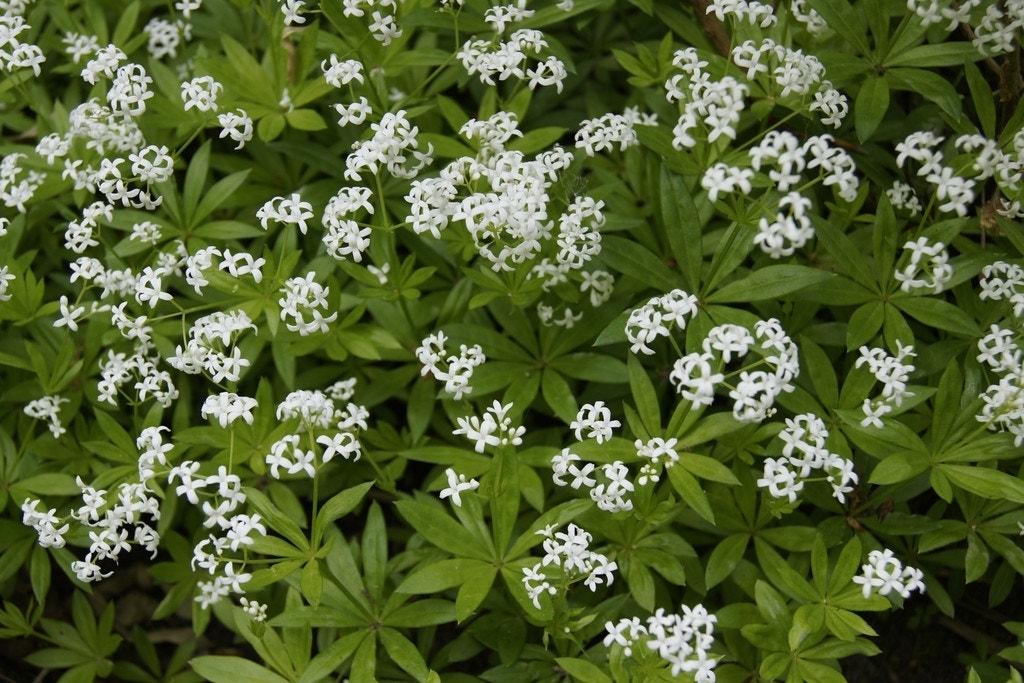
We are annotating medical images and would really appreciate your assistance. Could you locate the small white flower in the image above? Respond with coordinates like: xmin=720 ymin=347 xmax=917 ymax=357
xmin=54 ymin=295 xmax=86 ymax=331
xmin=439 ymin=468 xmax=479 ymax=507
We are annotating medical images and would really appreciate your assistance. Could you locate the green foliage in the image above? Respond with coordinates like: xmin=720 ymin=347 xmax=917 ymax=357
xmin=2 ymin=0 xmax=1024 ymax=681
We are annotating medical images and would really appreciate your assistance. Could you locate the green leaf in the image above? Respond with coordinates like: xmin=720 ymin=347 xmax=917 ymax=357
xmin=755 ymin=539 xmax=820 ymax=603
xmin=930 ymin=362 xmax=963 ymax=450
xmin=855 ymin=76 xmax=889 ymax=143
xmin=191 ymin=656 xmax=290 ymax=683
xmin=555 ymin=657 xmax=612 ymax=683
xmin=193 ymin=170 xmax=251 ymax=226
xmin=455 ymin=565 xmax=497 ymax=622
xmin=801 ymin=337 xmax=838 ymax=409
xmin=965 ymin=60 xmax=996 ymax=138
xmin=660 ymin=167 xmax=702 ymax=292
xmin=627 ymin=355 xmax=660 ymax=434
xmin=681 ymin=453 xmax=740 ymax=485
xmin=380 ymin=628 xmax=430 ymax=682
xmin=813 ymin=216 xmax=877 ymax=290
xmin=806 ymin=0 xmax=871 ymax=54
xmin=668 ymin=466 xmax=714 ymax=524
xmin=384 ymin=599 xmax=457 ymax=628
xmin=599 ymin=235 xmax=680 ymax=291
xmin=298 ymin=631 xmax=365 ymax=683
xmin=286 ymin=109 xmax=327 ymax=132
xmin=705 ymin=534 xmax=748 ymax=589
xmin=965 ymin=534 xmax=989 ymax=583
xmin=541 ymin=370 xmax=578 ymax=424
xmin=244 ymin=487 xmax=309 ymax=551
xmin=627 ymin=561 xmax=656 ymax=611
xmin=397 ymin=558 xmax=494 ymax=594
xmin=362 ymin=503 xmax=387 ymax=603
xmin=868 ymin=451 xmax=931 ymax=485
xmin=314 ymin=481 xmax=374 ymax=538
xmin=301 ymin=560 xmax=323 ymax=608
xmin=395 ymin=500 xmax=491 ymax=560
xmin=885 ymin=43 xmax=984 ymax=68
xmin=182 ymin=141 xmax=211 ymax=227
xmin=30 ymin=545 xmax=50 ymax=606
xmin=892 ymin=296 xmax=982 ymax=337
xmin=886 ymin=67 xmax=962 ymax=119
xmin=706 ymin=266 xmax=834 ymax=303
xmin=940 ymin=465 xmax=1024 ymax=503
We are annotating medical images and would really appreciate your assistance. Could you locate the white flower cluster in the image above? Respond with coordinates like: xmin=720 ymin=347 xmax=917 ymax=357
xmin=338 ymin=0 xmax=402 ymax=45
xmin=551 ymin=449 xmax=635 ymax=513
xmin=202 ymin=392 xmax=258 ymax=428
xmin=887 ymin=180 xmax=923 ymax=215
xmin=278 ymin=272 xmax=339 ymax=336
xmin=140 ymin=0 xmax=201 ymax=60
xmin=790 ymin=0 xmax=828 ymax=34
xmin=747 ymin=131 xmax=859 ymax=256
xmin=856 ymin=342 xmax=916 ymax=428
xmin=757 ymin=413 xmax=858 ymax=504
xmin=322 ymin=186 xmax=374 ymax=262
xmin=906 ymin=0 xmax=1024 ymax=55
xmin=0 ymin=12 xmax=45 ymax=77
xmin=168 ymin=458 xmax=266 ymax=607
xmin=345 ymin=110 xmax=433 ymax=181
xmin=893 ymin=131 xmax=1012 ymax=218
xmin=1 ymin=152 xmax=45 ymax=212
xmin=24 ymin=395 xmax=69 ymax=439
xmin=706 ymin=0 xmax=776 ymax=26
xmin=452 ymin=400 xmax=525 ymax=453
xmin=975 ymin=265 xmax=1024 ymax=444
xmin=217 ymin=109 xmax=254 ymax=149
xmin=264 ymin=387 xmax=366 ymax=478
xmin=730 ymin=39 xmax=848 ymax=128
xmin=240 ymin=596 xmax=268 ymax=622
xmin=671 ymin=319 xmax=799 ymax=423
xmin=167 ymin=310 xmax=257 ymax=384
xmin=980 ymin=261 xmax=1024 ymax=314
xmin=570 ymin=401 xmax=621 ymax=444
xmin=575 ymin=107 xmax=656 ymax=157
xmin=322 ymin=54 xmax=364 ymax=87
xmin=406 ymin=112 xmax=607 ymax=283
xmin=625 ymin=289 xmax=700 ymax=356
xmin=0 ymin=263 xmax=15 ymax=302
xmin=604 ymin=604 xmax=718 ymax=681
xmin=98 ymin=346 xmax=179 ymax=408
xmin=458 ymin=26 xmax=567 ymax=93
xmin=852 ymin=548 xmax=925 ymax=599
xmin=258 ymin=192 xmax=314 ymax=234
xmin=667 ymin=49 xmax=748 ymax=149
xmin=22 ymin=426 xmax=171 ymax=583
xmin=635 ymin=437 xmax=680 ymax=485
xmin=522 ymin=523 xmax=617 ymax=609
xmin=180 ymin=75 xmax=222 ymax=112
xmin=893 ymin=236 xmax=952 ymax=294
xmin=416 ymin=331 xmax=486 ymax=400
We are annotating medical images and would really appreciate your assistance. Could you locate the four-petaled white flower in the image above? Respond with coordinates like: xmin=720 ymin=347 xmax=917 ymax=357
xmin=438 ymin=468 xmax=479 ymax=507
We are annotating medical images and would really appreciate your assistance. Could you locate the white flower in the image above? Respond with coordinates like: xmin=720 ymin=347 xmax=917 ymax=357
xmin=317 ymin=432 xmax=361 ymax=462
xmin=281 ymin=0 xmax=306 ymax=24
xmin=218 ymin=109 xmax=254 ymax=149
xmin=570 ymin=401 xmax=620 ymax=444
xmin=439 ymin=468 xmax=480 ymax=507
xmin=54 ymin=295 xmax=86 ymax=331
xmin=853 ymin=549 xmax=925 ymax=599
xmin=201 ymin=393 xmax=257 ymax=428
xmin=180 ymin=76 xmax=223 ymax=112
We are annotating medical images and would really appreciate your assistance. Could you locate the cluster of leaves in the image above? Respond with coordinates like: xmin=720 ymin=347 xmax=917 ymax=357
xmin=2 ymin=0 xmax=1024 ymax=682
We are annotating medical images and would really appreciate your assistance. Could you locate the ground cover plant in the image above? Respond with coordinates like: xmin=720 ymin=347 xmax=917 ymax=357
xmin=2 ymin=0 xmax=1024 ymax=680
